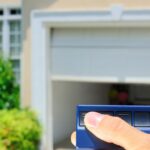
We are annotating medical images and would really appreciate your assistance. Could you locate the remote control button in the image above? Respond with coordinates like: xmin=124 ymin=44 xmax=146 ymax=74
xmin=134 ymin=112 xmax=150 ymax=127
xmin=115 ymin=112 xmax=132 ymax=125
xmin=80 ymin=112 xmax=87 ymax=126
xmin=99 ymin=111 xmax=114 ymax=116
xmin=80 ymin=111 xmax=113 ymax=126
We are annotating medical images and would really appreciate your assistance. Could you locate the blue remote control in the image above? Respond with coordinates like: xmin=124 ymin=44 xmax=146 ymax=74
xmin=76 ymin=105 xmax=150 ymax=150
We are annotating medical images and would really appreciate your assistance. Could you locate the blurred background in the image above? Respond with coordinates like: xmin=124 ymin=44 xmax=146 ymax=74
xmin=1 ymin=0 xmax=150 ymax=149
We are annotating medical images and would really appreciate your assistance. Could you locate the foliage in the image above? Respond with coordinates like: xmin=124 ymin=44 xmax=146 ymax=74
xmin=0 ymin=109 xmax=42 ymax=150
xmin=0 ymin=56 xmax=19 ymax=109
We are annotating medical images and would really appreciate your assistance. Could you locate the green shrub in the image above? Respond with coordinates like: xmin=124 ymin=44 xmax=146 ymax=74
xmin=0 ymin=56 xmax=19 ymax=109
xmin=0 ymin=109 xmax=42 ymax=150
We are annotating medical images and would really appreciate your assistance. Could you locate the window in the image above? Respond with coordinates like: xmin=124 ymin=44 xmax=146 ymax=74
xmin=9 ymin=20 xmax=21 ymax=57
xmin=9 ymin=8 xmax=21 ymax=15
xmin=0 ymin=7 xmax=21 ymax=82
xmin=9 ymin=20 xmax=21 ymax=82
xmin=0 ymin=10 xmax=3 ymax=16
xmin=0 ymin=22 xmax=2 ymax=53
xmin=12 ymin=60 xmax=20 ymax=83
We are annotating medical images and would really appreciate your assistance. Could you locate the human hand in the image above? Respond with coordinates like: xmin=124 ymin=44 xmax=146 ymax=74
xmin=71 ymin=112 xmax=150 ymax=150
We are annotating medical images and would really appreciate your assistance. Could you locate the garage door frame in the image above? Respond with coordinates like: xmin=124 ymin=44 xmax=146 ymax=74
xmin=31 ymin=8 xmax=150 ymax=149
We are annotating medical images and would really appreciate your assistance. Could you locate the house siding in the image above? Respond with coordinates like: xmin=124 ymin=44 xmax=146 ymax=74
xmin=0 ymin=0 xmax=20 ymax=6
xmin=47 ymin=0 xmax=150 ymax=10
xmin=22 ymin=0 xmax=150 ymax=106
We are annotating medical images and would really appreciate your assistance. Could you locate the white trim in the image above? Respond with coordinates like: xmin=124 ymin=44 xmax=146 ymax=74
xmin=10 ymin=55 xmax=21 ymax=60
xmin=32 ymin=9 xmax=150 ymax=24
xmin=45 ymin=28 xmax=53 ymax=150
xmin=51 ymin=75 xmax=150 ymax=84
xmin=125 ymin=77 xmax=150 ymax=84
xmin=31 ymin=8 xmax=150 ymax=149
xmin=5 ymin=15 xmax=22 ymax=20
xmin=0 ymin=15 xmax=21 ymax=21
xmin=0 ymin=4 xmax=21 ymax=8
xmin=51 ymin=75 xmax=119 ymax=83
xmin=31 ymin=14 xmax=53 ymax=150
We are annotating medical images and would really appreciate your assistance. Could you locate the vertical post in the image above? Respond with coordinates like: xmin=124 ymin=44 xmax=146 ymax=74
xmin=31 ymin=17 xmax=53 ymax=149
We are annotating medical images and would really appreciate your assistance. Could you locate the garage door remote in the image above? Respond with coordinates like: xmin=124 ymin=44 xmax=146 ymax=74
xmin=76 ymin=105 xmax=150 ymax=150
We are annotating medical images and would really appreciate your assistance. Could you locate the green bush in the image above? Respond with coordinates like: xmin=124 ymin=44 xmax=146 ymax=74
xmin=0 ymin=109 xmax=42 ymax=150
xmin=0 ymin=56 xmax=19 ymax=109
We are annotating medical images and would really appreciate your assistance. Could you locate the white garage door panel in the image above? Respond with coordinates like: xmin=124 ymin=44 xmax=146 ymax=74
xmin=51 ymin=28 xmax=150 ymax=47
xmin=52 ymin=48 xmax=150 ymax=77
xmin=51 ymin=28 xmax=150 ymax=78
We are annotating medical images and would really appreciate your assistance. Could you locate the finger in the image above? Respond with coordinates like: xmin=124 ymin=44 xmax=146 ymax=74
xmin=71 ymin=131 xmax=76 ymax=146
xmin=84 ymin=112 xmax=150 ymax=150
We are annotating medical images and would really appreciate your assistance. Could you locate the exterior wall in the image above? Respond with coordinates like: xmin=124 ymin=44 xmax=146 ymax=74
xmin=22 ymin=0 xmax=150 ymax=106
xmin=22 ymin=0 xmax=55 ymax=106
xmin=47 ymin=0 xmax=150 ymax=10
xmin=0 ymin=0 xmax=20 ymax=6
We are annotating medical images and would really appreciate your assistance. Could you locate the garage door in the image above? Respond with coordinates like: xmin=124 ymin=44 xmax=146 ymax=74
xmin=51 ymin=27 xmax=150 ymax=80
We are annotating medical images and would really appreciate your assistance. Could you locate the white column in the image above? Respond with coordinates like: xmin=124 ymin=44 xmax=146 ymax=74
xmin=3 ymin=8 xmax=10 ymax=58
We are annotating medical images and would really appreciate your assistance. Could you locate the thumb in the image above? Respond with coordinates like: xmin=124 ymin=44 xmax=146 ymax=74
xmin=84 ymin=112 xmax=150 ymax=150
